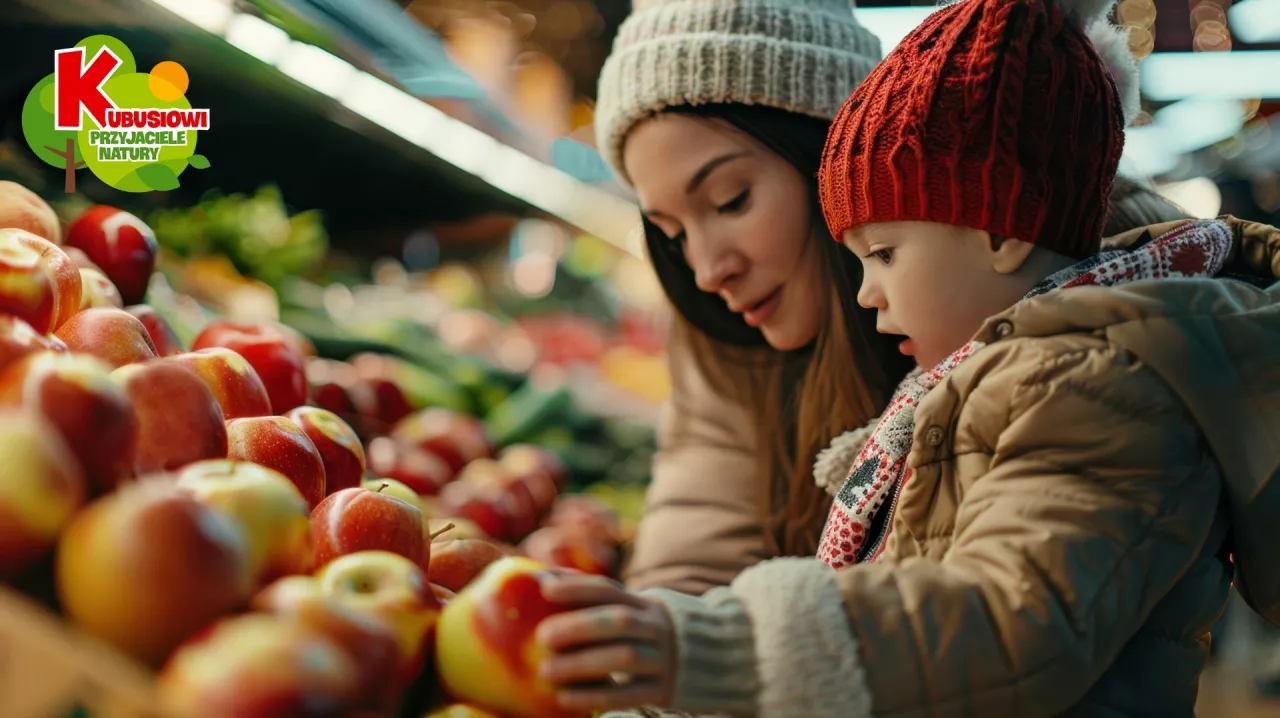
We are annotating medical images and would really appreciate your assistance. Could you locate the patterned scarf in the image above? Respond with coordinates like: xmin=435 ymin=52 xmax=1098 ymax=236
xmin=816 ymin=219 xmax=1234 ymax=569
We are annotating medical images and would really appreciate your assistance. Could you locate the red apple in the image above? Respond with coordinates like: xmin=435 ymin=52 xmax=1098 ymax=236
xmin=435 ymin=556 xmax=583 ymax=718
xmin=367 ymin=436 xmax=452 ymax=496
xmin=276 ymin=322 xmax=317 ymax=360
xmin=0 ymin=351 xmax=137 ymax=493
xmin=544 ymin=495 xmax=621 ymax=545
xmin=0 ymin=228 xmax=60 ymax=333
xmin=286 ymin=406 xmax=366 ymax=495
xmin=253 ymin=575 xmax=402 ymax=710
xmin=157 ymin=613 xmax=363 ymax=717
xmin=0 ymin=411 xmax=87 ymax=576
xmin=310 ymin=486 xmax=424 ymax=570
xmin=499 ymin=443 xmax=569 ymax=492
xmin=226 ymin=416 xmax=327 ymax=509
xmin=11 ymin=229 xmax=83 ymax=330
xmin=0 ymin=180 xmax=61 ymax=244
xmin=519 ymin=526 xmax=616 ymax=577
xmin=193 ymin=320 xmax=308 ymax=414
xmin=306 ymin=357 xmax=357 ymax=415
xmin=315 ymin=550 xmax=443 ymax=697
xmin=346 ymin=353 xmax=419 ymax=431
xmin=125 ymin=304 xmax=184 ymax=357
xmin=439 ymin=480 xmax=520 ymax=542
xmin=391 ymin=408 xmax=493 ymax=475
xmin=170 ymin=347 xmax=272 ymax=420
xmin=64 ymin=246 xmax=102 ymax=273
xmin=0 ymin=314 xmax=62 ymax=373
xmin=176 ymin=460 xmax=314 ymax=583
xmin=428 ymin=539 xmax=508 ymax=593
xmin=110 ymin=360 xmax=228 ymax=474
xmin=55 ymin=307 xmax=157 ymax=369
xmin=64 ymin=205 xmax=158 ymax=305
xmin=457 ymin=459 xmax=540 ymax=542
xmin=78 ymin=267 xmax=124 ymax=310
xmin=57 ymin=479 xmax=254 ymax=666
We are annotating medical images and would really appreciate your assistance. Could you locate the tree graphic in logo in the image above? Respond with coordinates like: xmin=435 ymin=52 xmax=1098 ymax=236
xmin=21 ymin=34 xmax=211 ymax=194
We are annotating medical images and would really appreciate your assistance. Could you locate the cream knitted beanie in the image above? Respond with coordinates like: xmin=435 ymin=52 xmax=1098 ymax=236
xmin=594 ymin=0 xmax=883 ymax=186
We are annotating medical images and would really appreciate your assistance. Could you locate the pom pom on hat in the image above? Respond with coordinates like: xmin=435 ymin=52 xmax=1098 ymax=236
xmin=1086 ymin=18 xmax=1141 ymax=125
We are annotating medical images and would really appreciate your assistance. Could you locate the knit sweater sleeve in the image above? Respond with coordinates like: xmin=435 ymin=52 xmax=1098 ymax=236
xmin=640 ymin=557 xmax=874 ymax=718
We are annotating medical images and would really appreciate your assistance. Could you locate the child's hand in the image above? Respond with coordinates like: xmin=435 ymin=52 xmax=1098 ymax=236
xmin=536 ymin=573 xmax=676 ymax=712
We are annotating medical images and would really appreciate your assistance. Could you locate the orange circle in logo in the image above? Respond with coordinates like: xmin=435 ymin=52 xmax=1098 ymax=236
xmin=148 ymin=61 xmax=189 ymax=102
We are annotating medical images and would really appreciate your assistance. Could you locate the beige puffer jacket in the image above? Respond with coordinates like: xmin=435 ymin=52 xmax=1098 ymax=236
xmin=620 ymin=217 xmax=1280 ymax=718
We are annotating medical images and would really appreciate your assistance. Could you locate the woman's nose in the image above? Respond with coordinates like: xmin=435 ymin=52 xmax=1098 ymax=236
xmin=687 ymin=234 xmax=745 ymax=293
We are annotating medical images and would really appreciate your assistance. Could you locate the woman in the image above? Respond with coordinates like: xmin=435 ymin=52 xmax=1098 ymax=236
xmin=594 ymin=0 xmax=910 ymax=595
xmin=598 ymin=0 xmax=1192 ymax=598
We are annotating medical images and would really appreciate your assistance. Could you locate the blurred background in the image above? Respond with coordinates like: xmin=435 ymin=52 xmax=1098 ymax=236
xmin=0 ymin=1 xmax=1277 ymax=711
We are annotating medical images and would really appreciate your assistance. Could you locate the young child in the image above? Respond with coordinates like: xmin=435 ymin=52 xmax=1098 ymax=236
xmin=531 ymin=0 xmax=1280 ymax=716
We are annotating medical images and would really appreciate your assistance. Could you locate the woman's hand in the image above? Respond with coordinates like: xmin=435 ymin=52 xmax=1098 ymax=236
xmin=537 ymin=573 xmax=677 ymax=712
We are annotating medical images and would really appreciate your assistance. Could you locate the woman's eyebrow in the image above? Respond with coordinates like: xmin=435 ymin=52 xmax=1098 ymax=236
xmin=685 ymin=151 xmax=751 ymax=195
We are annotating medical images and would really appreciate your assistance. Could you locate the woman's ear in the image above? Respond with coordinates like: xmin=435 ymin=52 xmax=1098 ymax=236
xmin=987 ymin=234 xmax=1036 ymax=275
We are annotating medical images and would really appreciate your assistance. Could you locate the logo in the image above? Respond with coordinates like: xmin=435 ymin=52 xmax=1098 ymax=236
xmin=21 ymin=35 xmax=211 ymax=194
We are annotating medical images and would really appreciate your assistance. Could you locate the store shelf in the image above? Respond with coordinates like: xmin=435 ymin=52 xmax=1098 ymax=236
xmin=0 ymin=0 xmax=639 ymax=256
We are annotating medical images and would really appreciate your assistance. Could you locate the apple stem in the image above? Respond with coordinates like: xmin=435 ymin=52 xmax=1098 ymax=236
xmin=429 ymin=523 xmax=456 ymax=541
xmin=376 ymin=482 xmax=388 ymax=494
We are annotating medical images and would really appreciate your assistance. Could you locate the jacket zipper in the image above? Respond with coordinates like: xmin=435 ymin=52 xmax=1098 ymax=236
xmin=863 ymin=468 xmax=911 ymax=563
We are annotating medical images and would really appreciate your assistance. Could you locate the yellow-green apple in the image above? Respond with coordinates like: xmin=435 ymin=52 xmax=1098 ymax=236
xmin=170 ymin=347 xmax=272 ymax=420
xmin=518 ymin=526 xmax=616 ymax=578
xmin=543 ymin=495 xmax=621 ymax=545
xmin=0 ymin=314 xmax=63 ymax=374
xmin=226 ymin=416 xmax=327 ymax=509
xmin=0 ymin=351 xmax=137 ymax=493
xmin=435 ymin=556 xmax=584 ymax=718
xmin=64 ymin=205 xmax=158 ymax=306
xmin=253 ymin=575 xmax=401 ymax=709
xmin=77 ymin=267 xmax=124 ymax=310
xmin=157 ymin=613 xmax=363 ymax=717
xmin=366 ymin=436 xmax=452 ymax=496
xmin=125 ymin=304 xmax=184 ymax=357
xmin=315 ymin=550 xmax=442 ymax=696
xmin=390 ymin=408 xmax=493 ymax=475
xmin=498 ymin=443 xmax=568 ymax=493
xmin=0 ymin=180 xmax=61 ymax=243
xmin=427 ymin=539 xmax=508 ymax=593
xmin=286 ymin=406 xmax=366 ymax=495
xmin=0 ymin=411 xmax=86 ymax=576
xmin=427 ymin=516 xmax=487 ymax=542
xmin=110 ymin=360 xmax=228 ymax=474
xmin=310 ymin=486 xmax=424 ymax=569
xmin=57 ymin=478 xmax=254 ymax=666
xmin=12 ymin=229 xmax=82 ymax=330
xmin=176 ymin=460 xmax=313 ymax=583
xmin=0 ymin=229 xmax=60 ymax=333
xmin=193 ymin=320 xmax=308 ymax=414
xmin=55 ymin=307 xmax=158 ymax=369
xmin=362 ymin=478 xmax=420 ymax=513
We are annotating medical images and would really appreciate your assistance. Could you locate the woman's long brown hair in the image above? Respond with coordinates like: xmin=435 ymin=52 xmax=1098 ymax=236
xmin=642 ymin=104 xmax=912 ymax=556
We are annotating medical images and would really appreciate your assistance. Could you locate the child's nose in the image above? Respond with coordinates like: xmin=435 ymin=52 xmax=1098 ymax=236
xmin=856 ymin=277 xmax=884 ymax=310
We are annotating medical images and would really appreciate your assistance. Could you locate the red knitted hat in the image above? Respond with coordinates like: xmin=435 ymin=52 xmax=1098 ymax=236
xmin=819 ymin=0 xmax=1139 ymax=259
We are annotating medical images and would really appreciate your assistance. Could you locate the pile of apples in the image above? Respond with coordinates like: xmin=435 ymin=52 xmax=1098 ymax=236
xmin=0 ymin=181 xmax=627 ymax=717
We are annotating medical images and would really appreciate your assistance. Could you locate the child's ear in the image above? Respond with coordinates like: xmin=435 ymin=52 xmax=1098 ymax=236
xmin=988 ymin=234 xmax=1036 ymax=275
